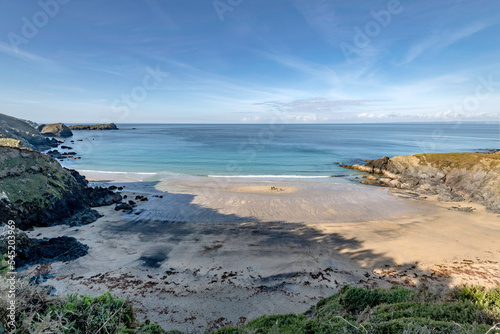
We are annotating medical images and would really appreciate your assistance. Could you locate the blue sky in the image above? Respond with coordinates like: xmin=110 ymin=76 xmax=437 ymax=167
xmin=0 ymin=0 xmax=499 ymax=123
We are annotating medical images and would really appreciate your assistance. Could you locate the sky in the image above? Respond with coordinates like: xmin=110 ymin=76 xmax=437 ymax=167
xmin=0 ymin=0 xmax=499 ymax=123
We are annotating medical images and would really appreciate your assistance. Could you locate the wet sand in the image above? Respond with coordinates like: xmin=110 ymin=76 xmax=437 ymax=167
xmin=25 ymin=176 xmax=500 ymax=332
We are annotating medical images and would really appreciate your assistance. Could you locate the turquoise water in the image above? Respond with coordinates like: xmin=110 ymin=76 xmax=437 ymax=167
xmin=62 ymin=123 xmax=499 ymax=178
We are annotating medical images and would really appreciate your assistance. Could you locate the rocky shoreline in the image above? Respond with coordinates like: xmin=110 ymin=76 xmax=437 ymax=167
xmin=0 ymin=113 xmax=125 ymax=270
xmin=341 ymin=152 xmax=500 ymax=213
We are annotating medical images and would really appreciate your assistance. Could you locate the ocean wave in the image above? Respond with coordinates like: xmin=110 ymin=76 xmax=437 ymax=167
xmin=78 ymin=170 xmax=158 ymax=175
xmin=78 ymin=170 xmax=335 ymax=179
xmin=207 ymin=175 xmax=331 ymax=179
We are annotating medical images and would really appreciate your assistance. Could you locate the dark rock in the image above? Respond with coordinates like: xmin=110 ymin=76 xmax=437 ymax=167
xmin=29 ymin=273 xmax=55 ymax=285
xmin=128 ymin=200 xmax=136 ymax=206
xmin=0 ymin=230 xmax=88 ymax=270
xmin=363 ymin=156 xmax=390 ymax=174
xmin=449 ymin=206 xmax=475 ymax=212
xmin=109 ymin=186 xmax=118 ymax=191
xmin=68 ymin=123 xmax=118 ymax=130
xmin=115 ymin=202 xmax=133 ymax=212
xmin=61 ymin=145 xmax=72 ymax=149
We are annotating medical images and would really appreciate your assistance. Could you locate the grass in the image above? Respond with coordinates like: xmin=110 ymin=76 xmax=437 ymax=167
xmin=0 ymin=148 xmax=74 ymax=204
xmin=214 ymin=285 xmax=500 ymax=334
xmin=1 ymin=274 xmax=499 ymax=333
xmin=0 ymin=276 xmax=172 ymax=333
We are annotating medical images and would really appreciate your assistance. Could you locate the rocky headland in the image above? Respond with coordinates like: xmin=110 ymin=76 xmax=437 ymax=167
xmin=342 ymin=152 xmax=500 ymax=213
xmin=0 ymin=146 xmax=121 ymax=230
xmin=36 ymin=123 xmax=73 ymax=138
xmin=0 ymin=113 xmax=123 ymax=269
xmin=0 ymin=113 xmax=60 ymax=150
xmin=68 ymin=123 xmax=118 ymax=130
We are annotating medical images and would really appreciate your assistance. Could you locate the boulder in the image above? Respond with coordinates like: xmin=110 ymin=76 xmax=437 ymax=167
xmin=363 ymin=156 xmax=390 ymax=174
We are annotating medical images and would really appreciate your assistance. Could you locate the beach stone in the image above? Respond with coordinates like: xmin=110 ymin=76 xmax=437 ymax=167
xmin=115 ymin=202 xmax=133 ymax=212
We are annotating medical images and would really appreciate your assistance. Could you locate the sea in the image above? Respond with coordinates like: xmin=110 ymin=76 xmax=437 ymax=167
xmin=61 ymin=123 xmax=499 ymax=181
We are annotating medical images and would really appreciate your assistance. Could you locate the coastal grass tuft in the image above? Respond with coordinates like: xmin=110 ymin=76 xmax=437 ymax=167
xmin=214 ymin=285 xmax=500 ymax=334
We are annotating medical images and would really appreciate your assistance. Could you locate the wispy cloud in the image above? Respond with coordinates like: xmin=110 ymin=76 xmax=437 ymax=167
xmin=147 ymin=55 xmax=309 ymax=103
xmin=41 ymin=84 xmax=88 ymax=94
xmin=403 ymin=22 xmax=491 ymax=64
xmin=292 ymin=0 xmax=343 ymax=44
xmin=0 ymin=41 xmax=51 ymax=64
xmin=85 ymin=66 xmax=124 ymax=76
xmin=259 ymin=98 xmax=383 ymax=112
xmin=243 ymin=98 xmax=387 ymax=123
xmin=261 ymin=52 xmax=340 ymax=85
xmin=357 ymin=110 xmax=499 ymax=120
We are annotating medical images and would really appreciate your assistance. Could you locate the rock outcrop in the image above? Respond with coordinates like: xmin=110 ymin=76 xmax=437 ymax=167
xmin=0 ymin=146 xmax=121 ymax=230
xmin=0 ymin=113 xmax=59 ymax=150
xmin=343 ymin=152 xmax=500 ymax=213
xmin=68 ymin=123 xmax=118 ymax=130
xmin=0 ymin=229 xmax=89 ymax=270
xmin=36 ymin=123 xmax=73 ymax=137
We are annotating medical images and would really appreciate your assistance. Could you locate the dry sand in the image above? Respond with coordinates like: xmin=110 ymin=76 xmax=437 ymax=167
xmin=25 ymin=176 xmax=500 ymax=332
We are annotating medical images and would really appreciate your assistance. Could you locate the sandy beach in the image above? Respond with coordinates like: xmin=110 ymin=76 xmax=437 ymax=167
xmin=25 ymin=175 xmax=500 ymax=332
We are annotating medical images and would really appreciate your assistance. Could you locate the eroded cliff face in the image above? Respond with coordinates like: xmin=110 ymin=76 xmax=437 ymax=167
xmin=0 ymin=146 xmax=121 ymax=230
xmin=0 ymin=113 xmax=59 ymax=150
xmin=346 ymin=152 xmax=500 ymax=213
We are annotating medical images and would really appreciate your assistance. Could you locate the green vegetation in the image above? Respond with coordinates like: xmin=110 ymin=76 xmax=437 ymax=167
xmin=414 ymin=152 xmax=500 ymax=170
xmin=214 ymin=285 xmax=500 ymax=334
xmin=1 ymin=275 xmax=499 ymax=333
xmin=0 ymin=148 xmax=74 ymax=204
xmin=0 ymin=277 xmax=171 ymax=333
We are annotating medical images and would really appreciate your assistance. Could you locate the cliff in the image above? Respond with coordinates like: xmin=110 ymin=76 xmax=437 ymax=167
xmin=0 ymin=146 xmax=121 ymax=230
xmin=68 ymin=123 xmax=118 ymax=130
xmin=343 ymin=152 xmax=500 ymax=213
xmin=0 ymin=113 xmax=59 ymax=150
